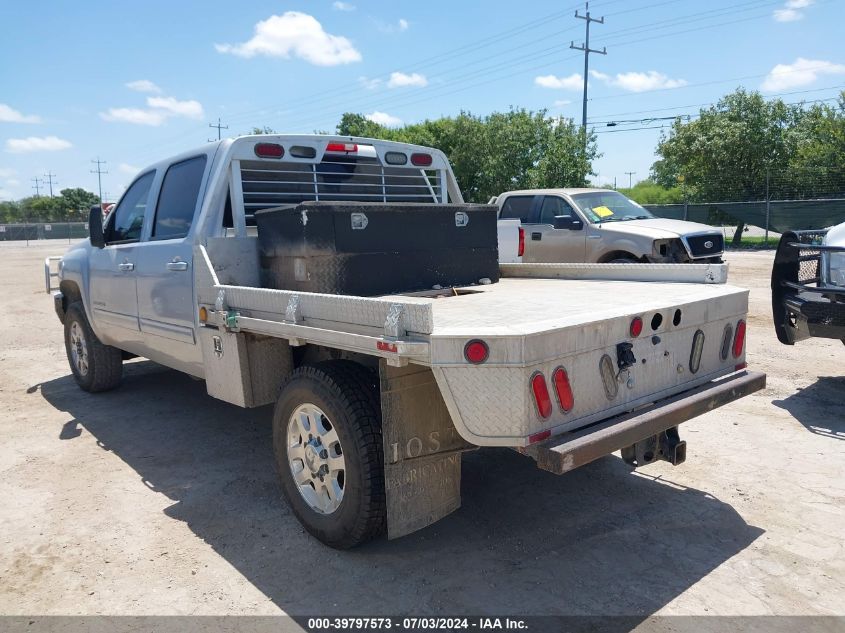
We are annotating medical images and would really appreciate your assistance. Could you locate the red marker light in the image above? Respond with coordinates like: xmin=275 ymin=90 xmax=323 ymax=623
xmin=531 ymin=373 xmax=553 ymax=419
xmin=463 ymin=339 xmax=489 ymax=364
xmin=529 ymin=429 xmax=551 ymax=444
xmin=630 ymin=317 xmax=643 ymax=338
xmin=377 ymin=341 xmax=398 ymax=353
xmin=518 ymin=227 xmax=525 ymax=257
xmin=254 ymin=143 xmax=284 ymax=158
xmin=410 ymin=153 xmax=433 ymax=166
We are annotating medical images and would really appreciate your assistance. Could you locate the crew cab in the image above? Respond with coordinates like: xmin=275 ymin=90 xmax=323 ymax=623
xmin=46 ymin=135 xmax=763 ymax=548
xmin=772 ymin=222 xmax=845 ymax=345
xmin=491 ymin=188 xmax=724 ymax=264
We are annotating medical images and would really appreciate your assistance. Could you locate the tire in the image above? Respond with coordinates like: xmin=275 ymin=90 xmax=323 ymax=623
xmin=63 ymin=302 xmax=123 ymax=392
xmin=273 ymin=360 xmax=385 ymax=549
xmin=609 ymin=257 xmax=638 ymax=263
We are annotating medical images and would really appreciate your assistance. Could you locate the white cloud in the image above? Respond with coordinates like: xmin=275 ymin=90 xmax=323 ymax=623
xmin=0 ymin=168 xmax=16 ymax=179
xmin=119 ymin=163 xmax=140 ymax=175
xmin=773 ymin=8 xmax=802 ymax=21
xmin=146 ymin=96 xmax=204 ymax=119
xmin=376 ymin=18 xmax=410 ymax=34
xmin=535 ymin=73 xmax=583 ymax=90
xmin=100 ymin=107 xmax=169 ymax=126
xmin=365 ymin=111 xmax=402 ymax=127
xmin=761 ymin=57 xmax=845 ymax=91
xmin=359 ymin=76 xmax=383 ymax=90
xmin=0 ymin=104 xmax=41 ymax=123
xmin=553 ymin=99 xmax=572 ymax=107
xmin=215 ymin=11 xmax=362 ymax=66
xmin=398 ymin=19 xmax=409 ymax=31
xmin=773 ymin=0 xmax=814 ymax=21
xmin=5 ymin=136 xmax=72 ymax=153
xmin=590 ymin=69 xmax=687 ymax=92
xmin=125 ymin=79 xmax=162 ymax=94
xmin=5 ymin=178 xmax=20 ymax=187
xmin=387 ymin=71 xmax=428 ymax=88
xmin=332 ymin=1 xmax=355 ymax=11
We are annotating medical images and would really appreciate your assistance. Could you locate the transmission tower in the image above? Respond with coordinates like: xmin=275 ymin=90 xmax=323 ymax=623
xmin=570 ymin=2 xmax=607 ymax=140
xmin=90 ymin=158 xmax=108 ymax=203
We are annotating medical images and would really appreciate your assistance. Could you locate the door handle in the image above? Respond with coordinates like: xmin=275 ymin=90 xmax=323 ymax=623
xmin=531 ymin=232 xmax=542 ymax=241
xmin=167 ymin=261 xmax=189 ymax=271
xmin=118 ymin=262 xmax=134 ymax=271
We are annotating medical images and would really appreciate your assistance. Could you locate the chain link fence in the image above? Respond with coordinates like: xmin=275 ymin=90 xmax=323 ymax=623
xmin=0 ymin=222 xmax=89 ymax=242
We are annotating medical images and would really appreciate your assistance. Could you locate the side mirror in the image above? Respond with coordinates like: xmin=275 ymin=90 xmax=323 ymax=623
xmin=553 ymin=215 xmax=583 ymax=231
xmin=89 ymin=205 xmax=106 ymax=249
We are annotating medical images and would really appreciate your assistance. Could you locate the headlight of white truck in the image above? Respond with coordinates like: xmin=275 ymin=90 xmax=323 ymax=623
xmin=826 ymin=251 xmax=845 ymax=287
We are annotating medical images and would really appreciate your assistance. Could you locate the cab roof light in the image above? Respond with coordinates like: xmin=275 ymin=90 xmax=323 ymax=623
xmin=464 ymin=339 xmax=489 ymax=364
xmin=552 ymin=367 xmax=574 ymax=413
xmin=411 ymin=152 xmax=433 ymax=166
xmin=326 ymin=142 xmax=358 ymax=153
xmin=254 ymin=143 xmax=284 ymax=158
xmin=289 ymin=145 xmax=317 ymax=159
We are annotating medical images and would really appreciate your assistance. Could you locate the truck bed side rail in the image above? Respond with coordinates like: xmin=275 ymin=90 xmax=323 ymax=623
xmin=500 ymin=262 xmax=728 ymax=284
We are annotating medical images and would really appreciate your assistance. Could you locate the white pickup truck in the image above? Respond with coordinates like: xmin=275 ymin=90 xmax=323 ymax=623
xmin=45 ymin=134 xmax=764 ymax=548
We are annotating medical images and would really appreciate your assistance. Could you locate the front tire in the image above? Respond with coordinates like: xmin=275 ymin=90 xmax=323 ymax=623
xmin=273 ymin=361 xmax=385 ymax=549
xmin=64 ymin=302 xmax=123 ymax=392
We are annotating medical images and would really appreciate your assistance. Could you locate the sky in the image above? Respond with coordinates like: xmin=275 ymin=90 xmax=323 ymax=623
xmin=1 ymin=0 xmax=843 ymax=202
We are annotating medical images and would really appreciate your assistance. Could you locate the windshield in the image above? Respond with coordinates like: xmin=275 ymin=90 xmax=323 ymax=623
xmin=569 ymin=191 xmax=655 ymax=223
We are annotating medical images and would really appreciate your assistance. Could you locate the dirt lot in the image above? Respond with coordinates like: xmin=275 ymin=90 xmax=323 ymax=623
xmin=1 ymin=242 xmax=843 ymax=620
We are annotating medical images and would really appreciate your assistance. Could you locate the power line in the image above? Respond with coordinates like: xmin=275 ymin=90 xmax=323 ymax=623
xmin=570 ymin=1 xmax=607 ymax=136
xmin=31 ymin=177 xmax=42 ymax=197
xmin=209 ymin=117 xmax=229 ymax=141
xmin=625 ymin=171 xmax=637 ymax=188
xmin=90 ymin=158 xmax=108 ymax=203
xmin=43 ymin=172 xmax=57 ymax=198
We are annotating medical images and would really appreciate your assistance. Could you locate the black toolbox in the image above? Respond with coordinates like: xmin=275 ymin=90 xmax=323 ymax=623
xmin=255 ymin=201 xmax=499 ymax=296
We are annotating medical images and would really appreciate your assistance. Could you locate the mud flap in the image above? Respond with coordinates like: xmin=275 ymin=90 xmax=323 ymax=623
xmin=379 ymin=360 xmax=475 ymax=539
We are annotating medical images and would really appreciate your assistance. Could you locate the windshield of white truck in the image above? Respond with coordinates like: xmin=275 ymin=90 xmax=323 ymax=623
xmin=570 ymin=191 xmax=655 ymax=223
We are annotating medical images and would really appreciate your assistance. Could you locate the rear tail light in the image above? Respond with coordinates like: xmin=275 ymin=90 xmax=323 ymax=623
xmin=463 ymin=339 xmax=489 ymax=364
xmin=630 ymin=316 xmax=643 ymax=337
xmin=689 ymin=330 xmax=705 ymax=374
xmin=254 ymin=143 xmax=284 ymax=158
xmin=531 ymin=373 xmax=553 ymax=419
xmin=518 ymin=227 xmax=525 ymax=257
xmin=552 ymin=367 xmax=574 ymax=412
xmin=326 ymin=142 xmax=357 ymax=153
xmin=732 ymin=319 xmax=746 ymax=358
xmin=411 ymin=152 xmax=433 ymax=166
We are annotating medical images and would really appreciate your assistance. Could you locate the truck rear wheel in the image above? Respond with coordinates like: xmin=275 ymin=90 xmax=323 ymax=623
xmin=273 ymin=361 xmax=385 ymax=548
xmin=64 ymin=302 xmax=123 ymax=392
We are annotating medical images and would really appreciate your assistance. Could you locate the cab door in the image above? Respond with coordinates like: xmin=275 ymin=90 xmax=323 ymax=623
xmin=134 ymin=155 xmax=208 ymax=375
xmin=87 ymin=171 xmax=156 ymax=346
xmin=524 ymin=195 xmax=587 ymax=262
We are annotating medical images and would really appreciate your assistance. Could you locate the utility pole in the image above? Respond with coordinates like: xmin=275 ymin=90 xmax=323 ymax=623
xmin=43 ymin=172 xmax=57 ymax=198
xmin=90 ymin=158 xmax=108 ymax=203
xmin=209 ymin=117 xmax=228 ymax=141
xmin=625 ymin=171 xmax=636 ymax=188
xmin=31 ymin=177 xmax=42 ymax=197
xmin=570 ymin=2 xmax=606 ymax=144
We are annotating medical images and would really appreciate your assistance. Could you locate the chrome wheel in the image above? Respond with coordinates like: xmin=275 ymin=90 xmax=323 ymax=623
xmin=287 ymin=404 xmax=346 ymax=514
xmin=69 ymin=321 xmax=89 ymax=376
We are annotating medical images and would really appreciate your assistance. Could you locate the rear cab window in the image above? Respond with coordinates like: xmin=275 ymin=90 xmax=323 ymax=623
xmin=152 ymin=155 xmax=207 ymax=240
xmin=500 ymin=195 xmax=535 ymax=223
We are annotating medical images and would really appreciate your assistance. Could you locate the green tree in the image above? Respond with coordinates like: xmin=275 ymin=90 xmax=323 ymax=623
xmin=619 ymin=179 xmax=684 ymax=204
xmin=335 ymin=108 xmax=598 ymax=202
xmin=57 ymin=187 xmax=99 ymax=221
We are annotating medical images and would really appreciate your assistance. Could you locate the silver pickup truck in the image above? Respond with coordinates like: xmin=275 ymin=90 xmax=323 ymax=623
xmin=45 ymin=134 xmax=764 ymax=548
xmin=492 ymin=188 xmax=724 ymax=264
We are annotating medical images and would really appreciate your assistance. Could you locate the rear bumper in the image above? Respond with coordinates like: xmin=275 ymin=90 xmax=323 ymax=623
xmin=530 ymin=369 xmax=765 ymax=475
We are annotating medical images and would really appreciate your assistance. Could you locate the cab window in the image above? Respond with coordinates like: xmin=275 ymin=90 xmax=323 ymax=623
xmin=500 ymin=195 xmax=534 ymax=222
xmin=539 ymin=196 xmax=575 ymax=225
xmin=107 ymin=171 xmax=155 ymax=243
xmin=152 ymin=155 xmax=207 ymax=240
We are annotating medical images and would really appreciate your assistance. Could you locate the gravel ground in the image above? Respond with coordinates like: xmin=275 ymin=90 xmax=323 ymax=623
xmin=1 ymin=243 xmax=843 ymax=621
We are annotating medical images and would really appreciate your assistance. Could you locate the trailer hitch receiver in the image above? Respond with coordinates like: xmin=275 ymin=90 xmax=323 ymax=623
xmin=620 ymin=426 xmax=686 ymax=467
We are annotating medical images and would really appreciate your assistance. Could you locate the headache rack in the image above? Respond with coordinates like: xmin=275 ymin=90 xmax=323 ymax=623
xmin=238 ymin=154 xmax=444 ymax=223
